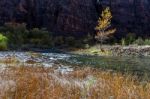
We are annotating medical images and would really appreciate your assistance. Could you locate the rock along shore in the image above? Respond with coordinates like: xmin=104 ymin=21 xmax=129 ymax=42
xmin=70 ymin=45 xmax=150 ymax=57
xmin=109 ymin=45 xmax=150 ymax=57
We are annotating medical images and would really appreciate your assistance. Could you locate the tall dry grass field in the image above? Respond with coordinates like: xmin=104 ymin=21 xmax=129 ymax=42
xmin=0 ymin=65 xmax=150 ymax=99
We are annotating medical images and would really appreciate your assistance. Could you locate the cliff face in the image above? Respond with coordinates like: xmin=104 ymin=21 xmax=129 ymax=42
xmin=0 ymin=0 xmax=150 ymax=37
xmin=100 ymin=0 xmax=150 ymax=37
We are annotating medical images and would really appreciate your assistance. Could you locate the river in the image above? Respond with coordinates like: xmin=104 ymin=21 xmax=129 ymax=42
xmin=0 ymin=51 xmax=150 ymax=76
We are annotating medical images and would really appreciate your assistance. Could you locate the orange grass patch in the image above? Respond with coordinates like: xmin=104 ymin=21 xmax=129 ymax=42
xmin=0 ymin=66 xmax=150 ymax=99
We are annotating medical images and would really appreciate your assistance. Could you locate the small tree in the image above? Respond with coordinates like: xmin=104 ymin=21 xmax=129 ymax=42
xmin=95 ymin=7 xmax=116 ymax=49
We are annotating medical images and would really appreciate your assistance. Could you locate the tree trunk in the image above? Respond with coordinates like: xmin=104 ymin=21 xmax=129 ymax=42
xmin=99 ymin=31 xmax=104 ymax=51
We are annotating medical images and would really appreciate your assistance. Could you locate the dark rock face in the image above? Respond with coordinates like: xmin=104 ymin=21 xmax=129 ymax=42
xmin=100 ymin=0 xmax=150 ymax=37
xmin=0 ymin=0 xmax=98 ymax=37
xmin=0 ymin=0 xmax=150 ymax=37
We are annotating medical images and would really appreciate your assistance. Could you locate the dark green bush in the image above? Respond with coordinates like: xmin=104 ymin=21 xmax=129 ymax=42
xmin=119 ymin=33 xmax=136 ymax=45
xmin=84 ymin=44 xmax=90 ymax=49
xmin=0 ymin=23 xmax=29 ymax=48
xmin=83 ymin=33 xmax=93 ymax=44
xmin=74 ymin=40 xmax=84 ymax=48
xmin=133 ymin=37 xmax=144 ymax=45
xmin=125 ymin=33 xmax=136 ymax=45
xmin=65 ymin=36 xmax=76 ymax=46
xmin=0 ymin=23 xmax=53 ymax=49
xmin=144 ymin=39 xmax=150 ymax=45
xmin=29 ymin=28 xmax=53 ymax=48
xmin=54 ymin=36 xmax=64 ymax=46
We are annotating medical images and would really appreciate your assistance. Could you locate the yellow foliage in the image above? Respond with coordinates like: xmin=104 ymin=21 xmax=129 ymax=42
xmin=95 ymin=7 xmax=116 ymax=44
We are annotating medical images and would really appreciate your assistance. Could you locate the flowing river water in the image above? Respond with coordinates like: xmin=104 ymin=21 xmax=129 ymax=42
xmin=0 ymin=51 xmax=150 ymax=76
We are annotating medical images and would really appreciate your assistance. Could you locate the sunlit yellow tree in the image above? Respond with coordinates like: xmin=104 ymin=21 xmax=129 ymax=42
xmin=95 ymin=7 xmax=116 ymax=48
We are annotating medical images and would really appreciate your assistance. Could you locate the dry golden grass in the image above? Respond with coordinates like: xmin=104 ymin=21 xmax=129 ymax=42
xmin=0 ymin=65 xmax=150 ymax=99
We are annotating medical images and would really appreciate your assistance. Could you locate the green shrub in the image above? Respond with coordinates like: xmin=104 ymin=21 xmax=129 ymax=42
xmin=144 ymin=39 xmax=150 ymax=45
xmin=54 ymin=36 xmax=64 ymax=46
xmin=133 ymin=37 xmax=144 ymax=45
xmin=83 ymin=33 xmax=93 ymax=44
xmin=0 ymin=23 xmax=53 ymax=49
xmin=2 ymin=23 xmax=29 ymax=48
xmin=29 ymin=28 xmax=53 ymax=48
xmin=0 ymin=34 xmax=8 ymax=50
xmin=125 ymin=33 xmax=136 ymax=45
xmin=84 ymin=44 xmax=90 ymax=49
xmin=74 ymin=40 xmax=84 ymax=48
xmin=119 ymin=33 xmax=136 ymax=45
xmin=65 ymin=36 xmax=76 ymax=46
xmin=121 ymin=38 xmax=126 ymax=46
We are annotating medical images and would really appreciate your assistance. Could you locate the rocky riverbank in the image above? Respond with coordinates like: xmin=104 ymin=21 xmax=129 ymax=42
xmin=70 ymin=45 xmax=150 ymax=57
xmin=0 ymin=52 xmax=74 ymax=74
xmin=110 ymin=45 xmax=150 ymax=57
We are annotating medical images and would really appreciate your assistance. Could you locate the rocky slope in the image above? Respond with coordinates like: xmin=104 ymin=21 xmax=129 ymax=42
xmin=0 ymin=0 xmax=150 ymax=37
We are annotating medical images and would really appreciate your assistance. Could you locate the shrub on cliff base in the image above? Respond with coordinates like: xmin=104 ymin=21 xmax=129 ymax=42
xmin=144 ymin=39 xmax=150 ymax=45
xmin=0 ymin=34 xmax=8 ymax=50
xmin=65 ymin=36 xmax=76 ymax=46
xmin=74 ymin=40 xmax=85 ymax=48
xmin=133 ymin=38 xmax=150 ymax=45
xmin=1 ymin=23 xmax=29 ymax=48
xmin=0 ymin=23 xmax=53 ymax=49
xmin=133 ymin=37 xmax=144 ymax=45
xmin=54 ymin=36 xmax=64 ymax=46
xmin=29 ymin=28 xmax=53 ymax=48
xmin=121 ymin=38 xmax=126 ymax=46
xmin=125 ymin=33 xmax=136 ymax=45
